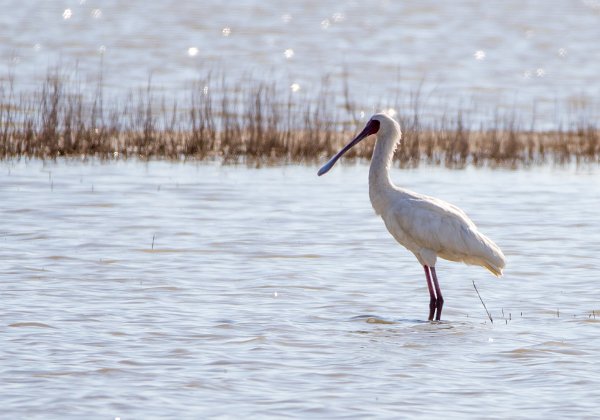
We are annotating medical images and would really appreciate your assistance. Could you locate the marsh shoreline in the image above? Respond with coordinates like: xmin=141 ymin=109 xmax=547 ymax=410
xmin=1 ymin=69 xmax=598 ymax=166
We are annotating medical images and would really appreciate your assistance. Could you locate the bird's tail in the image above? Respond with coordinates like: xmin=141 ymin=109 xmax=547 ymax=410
xmin=477 ymin=232 xmax=506 ymax=277
xmin=483 ymin=261 xmax=504 ymax=277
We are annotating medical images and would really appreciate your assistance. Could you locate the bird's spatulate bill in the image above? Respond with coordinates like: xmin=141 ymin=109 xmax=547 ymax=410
xmin=317 ymin=119 xmax=380 ymax=176
xmin=317 ymin=154 xmax=341 ymax=176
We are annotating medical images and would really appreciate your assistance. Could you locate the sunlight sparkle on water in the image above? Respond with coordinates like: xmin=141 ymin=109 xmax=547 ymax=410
xmin=284 ymin=49 xmax=294 ymax=59
xmin=222 ymin=27 xmax=231 ymax=37
xmin=332 ymin=12 xmax=345 ymax=22
xmin=62 ymin=9 xmax=72 ymax=20
xmin=321 ymin=19 xmax=330 ymax=29
xmin=290 ymin=83 xmax=300 ymax=92
xmin=91 ymin=9 xmax=102 ymax=19
xmin=474 ymin=50 xmax=486 ymax=60
xmin=187 ymin=47 xmax=199 ymax=57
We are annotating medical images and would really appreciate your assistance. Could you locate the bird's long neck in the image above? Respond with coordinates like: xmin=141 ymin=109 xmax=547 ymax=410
xmin=369 ymin=130 xmax=399 ymax=211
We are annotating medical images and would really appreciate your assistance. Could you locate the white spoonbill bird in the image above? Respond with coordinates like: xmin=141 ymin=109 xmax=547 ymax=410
xmin=318 ymin=113 xmax=505 ymax=321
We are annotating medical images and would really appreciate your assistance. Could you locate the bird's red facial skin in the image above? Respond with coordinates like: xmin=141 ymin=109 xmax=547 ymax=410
xmin=364 ymin=119 xmax=380 ymax=137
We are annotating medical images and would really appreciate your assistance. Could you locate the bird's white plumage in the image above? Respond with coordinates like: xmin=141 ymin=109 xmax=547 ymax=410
xmin=318 ymin=112 xmax=506 ymax=320
xmin=366 ymin=113 xmax=505 ymax=276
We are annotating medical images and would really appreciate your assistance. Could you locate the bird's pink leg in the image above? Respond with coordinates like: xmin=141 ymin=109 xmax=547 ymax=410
xmin=423 ymin=265 xmax=437 ymax=321
xmin=430 ymin=267 xmax=444 ymax=321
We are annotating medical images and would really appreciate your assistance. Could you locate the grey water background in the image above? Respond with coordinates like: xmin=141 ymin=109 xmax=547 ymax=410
xmin=2 ymin=0 xmax=600 ymax=127
xmin=2 ymin=160 xmax=600 ymax=418
xmin=2 ymin=1 xmax=600 ymax=418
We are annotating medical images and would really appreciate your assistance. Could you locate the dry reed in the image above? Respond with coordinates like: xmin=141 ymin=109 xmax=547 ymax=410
xmin=1 ymin=67 xmax=599 ymax=167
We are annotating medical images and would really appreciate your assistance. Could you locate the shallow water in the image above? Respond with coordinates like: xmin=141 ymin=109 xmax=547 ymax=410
xmin=2 ymin=1 xmax=600 ymax=126
xmin=2 ymin=160 xmax=600 ymax=418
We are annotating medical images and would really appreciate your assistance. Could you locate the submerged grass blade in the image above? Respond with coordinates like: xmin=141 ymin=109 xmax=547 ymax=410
xmin=473 ymin=280 xmax=494 ymax=324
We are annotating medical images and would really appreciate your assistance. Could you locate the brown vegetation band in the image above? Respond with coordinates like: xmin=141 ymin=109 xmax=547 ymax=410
xmin=1 ymin=71 xmax=598 ymax=166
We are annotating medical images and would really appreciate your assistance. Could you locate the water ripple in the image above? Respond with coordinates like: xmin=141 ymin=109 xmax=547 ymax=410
xmin=1 ymin=161 xmax=599 ymax=417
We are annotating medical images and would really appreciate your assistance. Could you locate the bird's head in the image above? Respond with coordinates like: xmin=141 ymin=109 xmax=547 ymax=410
xmin=317 ymin=112 xmax=400 ymax=176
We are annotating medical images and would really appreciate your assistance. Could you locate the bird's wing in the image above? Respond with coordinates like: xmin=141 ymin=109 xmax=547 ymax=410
xmin=388 ymin=192 xmax=505 ymax=275
xmin=391 ymin=194 xmax=478 ymax=256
